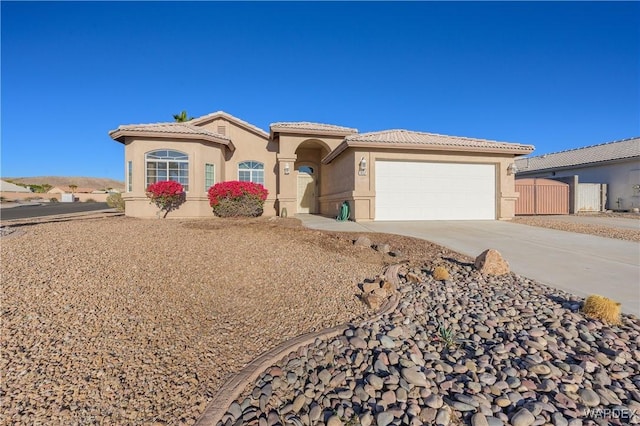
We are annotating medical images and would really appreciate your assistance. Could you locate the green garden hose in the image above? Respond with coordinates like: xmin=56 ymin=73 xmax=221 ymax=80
xmin=336 ymin=201 xmax=350 ymax=221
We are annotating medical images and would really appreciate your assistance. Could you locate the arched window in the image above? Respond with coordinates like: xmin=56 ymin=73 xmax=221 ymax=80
xmin=238 ymin=161 xmax=264 ymax=185
xmin=146 ymin=150 xmax=189 ymax=191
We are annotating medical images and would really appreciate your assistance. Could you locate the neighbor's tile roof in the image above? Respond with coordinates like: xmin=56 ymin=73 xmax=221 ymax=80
xmin=345 ymin=129 xmax=534 ymax=152
xmin=270 ymin=122 xmax=358 ymax=134
xmin=515 ymin=137 xmax=640 ymax=172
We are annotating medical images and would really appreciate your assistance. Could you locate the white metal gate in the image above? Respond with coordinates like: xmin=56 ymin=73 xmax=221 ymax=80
xmin=577 ymin=183 xmax=606 ymax=212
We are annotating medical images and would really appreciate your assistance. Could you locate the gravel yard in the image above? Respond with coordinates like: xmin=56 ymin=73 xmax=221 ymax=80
xmin=0 ymin=216 xmax=462 ymax=425
xmin=511 ymin=214 xmax=640 ymax=242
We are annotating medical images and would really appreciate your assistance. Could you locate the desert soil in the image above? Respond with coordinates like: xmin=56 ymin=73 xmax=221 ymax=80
xmin=0 ymin=216 xmax=463 ymax=425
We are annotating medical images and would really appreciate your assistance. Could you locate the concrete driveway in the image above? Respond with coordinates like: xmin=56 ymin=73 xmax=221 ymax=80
xmin=297 ymin=215 xmax=640 ymax=316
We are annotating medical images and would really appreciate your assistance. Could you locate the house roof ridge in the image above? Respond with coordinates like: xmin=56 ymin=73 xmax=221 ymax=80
xmin=270 ymin=121 xmax=358 ymax=133
xmin=190 ymin=110 xmax=269 ymax=137
xmin=115 ymin=120 xmax=179 ymax=129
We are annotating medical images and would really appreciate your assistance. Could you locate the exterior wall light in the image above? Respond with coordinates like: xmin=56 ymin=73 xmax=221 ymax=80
xmin=358 ymin=157 xmax=367 ymax=176
xmin=507 ymin=163 xmax=518 ymax=175
xmin=284 ymin=163 xmax=290 ymax=175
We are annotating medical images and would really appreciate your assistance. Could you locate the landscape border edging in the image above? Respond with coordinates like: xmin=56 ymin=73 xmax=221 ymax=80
xmin=194 ymin=263 xmax=403 ymax=426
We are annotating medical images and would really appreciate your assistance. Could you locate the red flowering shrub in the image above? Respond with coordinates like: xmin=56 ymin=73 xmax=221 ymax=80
xmin=208 ymin=181 xmax=268 ymax=217
xmin=146 ymin=180 xmax=186 ymax=218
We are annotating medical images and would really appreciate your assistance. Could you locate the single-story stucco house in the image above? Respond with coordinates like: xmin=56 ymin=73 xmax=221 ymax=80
xmin=515 ymin=137 xmax=640 ymax=211
xmin=109 ymin=111 xmax=534 ymax=221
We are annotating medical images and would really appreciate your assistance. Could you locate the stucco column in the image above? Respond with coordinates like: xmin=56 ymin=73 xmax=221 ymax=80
xmin=276 ymin=155 xmax=297 ymax=217
xmin=499 ymin=160 xmax=518 ymax=220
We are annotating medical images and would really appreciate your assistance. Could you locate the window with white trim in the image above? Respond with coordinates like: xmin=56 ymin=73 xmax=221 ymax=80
xmin=238 ymin=161 xmax=264 ymax=185
xmin=205 ymin=163 xmax=215 ymax=191
xmin=127 ymin=161 xmax=132 ymax=192
xmin=146 ymin=150 xmax=189 ymax=191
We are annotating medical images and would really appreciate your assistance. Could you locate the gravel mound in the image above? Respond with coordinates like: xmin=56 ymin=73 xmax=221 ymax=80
xmin=3 ymin=217 xmax=434 ymax=425
xmin=217 ymin=262 xmax=640 ymax=426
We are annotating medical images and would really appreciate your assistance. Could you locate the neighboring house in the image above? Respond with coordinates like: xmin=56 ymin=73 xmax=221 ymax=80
xmin=47 ymin=186 xmax=96 ymax=194
xmin=515 ymin=137 xmax=640 ymax=211
xmin=0 ymin=180 xmax=32 ymax=193
xmin=109 ymin=111 xmax=534 ymax=221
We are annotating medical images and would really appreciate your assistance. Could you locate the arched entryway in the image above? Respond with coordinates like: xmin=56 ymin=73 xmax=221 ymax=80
xmin=294 ymin=139 xmax=331 ymax=214
xmin=297 ymin=165 xmax=316 ymax=213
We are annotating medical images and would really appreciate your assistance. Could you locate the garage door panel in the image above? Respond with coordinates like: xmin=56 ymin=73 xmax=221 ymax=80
xmin=375 ymin=161 xmax=495 ymax=221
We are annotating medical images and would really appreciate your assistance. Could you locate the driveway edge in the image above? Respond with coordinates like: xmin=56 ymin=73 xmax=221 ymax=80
xmin=194 ymin=263 xmax=403 ymax=426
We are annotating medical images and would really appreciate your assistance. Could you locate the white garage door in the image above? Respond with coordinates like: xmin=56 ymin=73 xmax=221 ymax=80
xmin=375 ymin=161 xmax=496 ymax=220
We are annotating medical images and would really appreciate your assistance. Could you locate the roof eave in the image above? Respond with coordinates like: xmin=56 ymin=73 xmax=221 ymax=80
xmin=323 ymin=141 xmax=534 ymax=164
xmin=108 ymin=129 xmax=235 ymax=151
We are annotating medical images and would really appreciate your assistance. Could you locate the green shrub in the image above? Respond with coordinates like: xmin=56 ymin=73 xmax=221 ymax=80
xmin=49 ymin=197 xmax=59 ymax=203
xmin=84 ymin=198 xmax=97 ymax=203
xmin=106 ymin=192 xmax=125 ymax=212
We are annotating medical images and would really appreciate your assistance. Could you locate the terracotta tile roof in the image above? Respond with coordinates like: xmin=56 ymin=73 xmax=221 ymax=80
xmin=323 ymin=129 xmax=533 ymax=163
xmin=108 ymin=122 xmax=233 ymax=150
xmin=346 ymin=129 xmax=533 ymax=151
xmin=110 ymin=122 xmax=229 ymax=140
xmin=190 ymin=111 xmax=269 ymax=138
xmin=270 ymin=121 xmax=358 ymax=135
xmin=515 ymin=137 xmax=640 ymax=172
xmin=352 ymin=129 xmax=533 ymax=152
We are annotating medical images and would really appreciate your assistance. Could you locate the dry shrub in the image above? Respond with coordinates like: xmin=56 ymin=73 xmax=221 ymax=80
xmin=106 ymin=193 xmax=125 ymax=212
xmin=212 ymin=197 xmax=264 ymax=218
xmin=582 ymin=295 xmax=621 ymax=325
xmin=433 ymin=266 xmax=450 ymax=281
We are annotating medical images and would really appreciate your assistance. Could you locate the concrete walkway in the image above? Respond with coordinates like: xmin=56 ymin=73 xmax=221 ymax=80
xmin=296 ymin=214 xmax=640 ymax=316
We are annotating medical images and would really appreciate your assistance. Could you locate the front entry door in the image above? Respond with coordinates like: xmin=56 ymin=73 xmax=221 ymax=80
xmin=297 ymin=166 xmax=316 ymax=213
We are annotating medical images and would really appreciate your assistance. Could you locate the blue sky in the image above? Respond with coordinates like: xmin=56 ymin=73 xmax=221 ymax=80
xmin=2 ymin=1 xmax=638 ymax=182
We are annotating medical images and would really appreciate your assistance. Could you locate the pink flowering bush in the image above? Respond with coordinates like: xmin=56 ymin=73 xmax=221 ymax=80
xmin=146 ymin=180 xmax=186 ymax=218
xmin=208 ymin=181 xmax=268 ymax=217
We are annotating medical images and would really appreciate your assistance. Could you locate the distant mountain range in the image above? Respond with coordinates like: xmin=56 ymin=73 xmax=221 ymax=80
xmin=2 ymin=176 xmax=125 ymax=191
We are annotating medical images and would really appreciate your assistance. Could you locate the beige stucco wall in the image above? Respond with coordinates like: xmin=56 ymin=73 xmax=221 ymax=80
xmin=123 ymin=137 xmax=227 ymax=218
xmin=322 ymin=147 xmax=520 ymax=221
xmin=203 ymin=119 xmax=278 ymax=215
xmin=318 ymin=150 xmax=357 ymax=218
